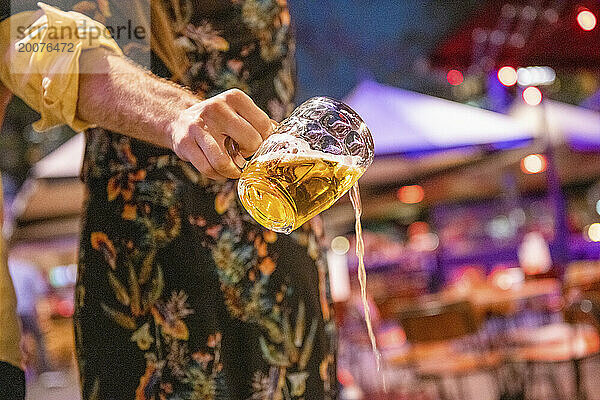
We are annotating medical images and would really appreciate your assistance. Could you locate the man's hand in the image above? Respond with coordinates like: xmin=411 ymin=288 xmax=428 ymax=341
xmin=169 ymin=89 xmax=273 ymax=180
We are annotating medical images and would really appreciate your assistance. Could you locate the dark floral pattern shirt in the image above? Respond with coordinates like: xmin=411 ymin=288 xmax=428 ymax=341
xmin=70 ymin=1 xmax=337 ymax=399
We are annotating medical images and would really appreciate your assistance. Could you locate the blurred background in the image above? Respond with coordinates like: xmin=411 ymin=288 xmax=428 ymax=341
xmin=5 ymin=0 xmax=600 ymax=399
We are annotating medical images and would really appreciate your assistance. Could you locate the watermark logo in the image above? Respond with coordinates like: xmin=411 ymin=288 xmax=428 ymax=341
xmin=9 ymin=1 xmax=151 ymax=74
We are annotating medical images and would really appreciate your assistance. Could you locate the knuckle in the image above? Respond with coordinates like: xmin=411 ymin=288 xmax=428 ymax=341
xmin=175 ymin=146 xmax=190 ymax=162
xmin=261 ymin=116 xmax=272 ymax=129
xmin=202 ymin=99 xmax=225 ymax=116
xmin=225 ymin=88 xmax=244 ymax=100
xmin=180 ymin=135 xmax=196 ymax=151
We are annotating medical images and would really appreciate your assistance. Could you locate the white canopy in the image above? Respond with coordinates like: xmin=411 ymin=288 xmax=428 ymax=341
xmin=10 ymin=134 xmax=85 ymax=243
xmin=510 ymin=100 xmax=600 ymax=150
xmin=344 ymin=80 xmax=534 ymax=155
xmin=33 ymin=133 xmax=85 ymax=179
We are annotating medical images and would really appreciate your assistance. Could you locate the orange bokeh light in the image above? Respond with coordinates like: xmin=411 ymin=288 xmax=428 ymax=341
xmin=520 ymin=154 xmax=547 ymax=174
xmin=498 ymin=66 xmax=518 ymax=86
xmin=398 ymin=185 xmax=425 ymax=204
xmin=523 ymin=86 xmax=542 ymax=106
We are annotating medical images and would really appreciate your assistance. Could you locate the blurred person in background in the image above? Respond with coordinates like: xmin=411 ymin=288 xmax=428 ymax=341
xmin=337 ymin=293 xmax=383 ymax=395
xmin=0 ymin=1 xmax=337 ymax=399
xmin=8 ymin=257 xmax=50 ymax=375
xmin=0 ymin=82 xmax=25 ymax=400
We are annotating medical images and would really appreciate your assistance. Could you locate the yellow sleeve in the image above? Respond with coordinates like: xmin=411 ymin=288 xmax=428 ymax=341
xmin=0 ymin=2 xmax=123 ymax=132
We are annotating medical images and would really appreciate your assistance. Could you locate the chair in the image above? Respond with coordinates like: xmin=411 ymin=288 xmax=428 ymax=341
xmin=387 ymin=298 xmax=502 ymax=400
xmin=508 ymin=296 xmax=600 ymax=400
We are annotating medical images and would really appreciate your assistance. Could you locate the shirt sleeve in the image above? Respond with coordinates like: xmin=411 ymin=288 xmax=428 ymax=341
xmin=0 ymin=2 xmax=123 ymax=132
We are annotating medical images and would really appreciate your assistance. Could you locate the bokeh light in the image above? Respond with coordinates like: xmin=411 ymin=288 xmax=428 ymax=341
xmin=589 ymin=223 xmax=600 ymax=242
xmin=447 ymin=69 xmax=464 ymax=86
xmin=331 ymin=236 xmax=350 ymax=255
xmin=487 ymin=215 xmax=514 ymax=239
xmin=57 ymin=299 xmax=75 ymax=318
xmin=596 ymin=200 xmax=600 ymax=216
xmin=407 ymin=221 xmax=439 ymax=251
xmin=577 ymin=10 xmax=597 ymax=31
xmin=49 ymin=264 xmax=78 ymax=288
xmin=398 ymin=185 xmax=425 ymax=204
xmin=519 ymin=232 xmax=552 ymax=275
xmin=491 ymin=267 xmax=524 ymax=290
xmin=517 ymin=66 xmax=556 ymax=86
xmin=498 ymin=66 xmax=518 ymax=86
xmin=523 ymin=86 xmax=542 ymax=105
xmin=521 ymin=154 xmax=547 ymax=174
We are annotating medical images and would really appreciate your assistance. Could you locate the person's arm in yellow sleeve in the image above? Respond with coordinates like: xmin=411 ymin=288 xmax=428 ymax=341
xmin=0 ymin=3 xmax=274 ymax=180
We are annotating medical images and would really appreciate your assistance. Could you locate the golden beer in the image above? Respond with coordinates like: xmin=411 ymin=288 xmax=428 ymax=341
xmin=238 ymin=151 xmax=364 ymax=233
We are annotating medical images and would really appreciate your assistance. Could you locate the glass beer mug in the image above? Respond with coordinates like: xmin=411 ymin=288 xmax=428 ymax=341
xmin=228 ymin=97 xmax=374 ymax=234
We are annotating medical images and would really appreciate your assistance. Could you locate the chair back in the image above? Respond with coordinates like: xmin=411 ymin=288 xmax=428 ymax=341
xmin=393 ymin=299 xmax=480 ymax=344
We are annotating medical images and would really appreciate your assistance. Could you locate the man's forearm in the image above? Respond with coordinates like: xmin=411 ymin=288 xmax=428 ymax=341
xmin=77 ymin=48 xmax=198 ymax=150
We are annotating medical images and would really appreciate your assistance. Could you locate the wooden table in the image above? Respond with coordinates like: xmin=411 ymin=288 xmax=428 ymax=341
xmin=441 ymin=278 xmax=561 ymax=317
xmin=565 ymin=265 xmax=600 ymax=289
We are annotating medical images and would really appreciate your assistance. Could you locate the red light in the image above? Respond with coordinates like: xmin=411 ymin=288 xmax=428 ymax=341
xmin=56 ymin=299 xmax=74 ymax=317
xmin=578 ymin=10 xmax=597 ymax=31
xmin=447 ymin=69 xmax=464 ymax=86
xmin=337 ymin=368 xmax=355 ymax=387
xmin=522 ymin=86 xmax=542 ymax=106
xmin=408 ymin=221 xmax=430 ymax=237
xmin=398 ymin=185 xmax=425 ymax=204
xmin=521 ymin=154 xmax=547 ymax=174
xmin=498 ymin=66 xmax=518 ymax=86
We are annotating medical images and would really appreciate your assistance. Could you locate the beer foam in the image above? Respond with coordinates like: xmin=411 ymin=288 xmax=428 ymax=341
xmin=256 ymin=134 xmax=363 ymax=168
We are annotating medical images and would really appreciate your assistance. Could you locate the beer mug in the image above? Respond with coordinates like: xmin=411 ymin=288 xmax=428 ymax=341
xmin=229 ymin=97 xmax=374 ymax=234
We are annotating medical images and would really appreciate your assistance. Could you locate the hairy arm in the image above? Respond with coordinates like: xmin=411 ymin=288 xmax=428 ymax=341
xmin=77 ymin=48 xmax=196 ymax=150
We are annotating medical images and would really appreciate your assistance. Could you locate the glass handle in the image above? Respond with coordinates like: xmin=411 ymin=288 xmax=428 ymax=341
xmin=225 ymin=120 xmax=279 ymax=172
xmin=224 ymin=136 xmax=247 ymax=172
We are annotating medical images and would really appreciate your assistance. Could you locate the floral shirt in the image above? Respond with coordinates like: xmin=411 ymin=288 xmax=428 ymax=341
xmin=70 ymin=1 xmax=337 ymax=399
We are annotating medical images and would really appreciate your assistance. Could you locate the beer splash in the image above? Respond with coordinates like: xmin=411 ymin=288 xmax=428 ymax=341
xmin=349 ymin=182 xmax=386 ymax=391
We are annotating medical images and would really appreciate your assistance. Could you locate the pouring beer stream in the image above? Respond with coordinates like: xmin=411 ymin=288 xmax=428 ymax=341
xmin=230 ymin=97 xmax=384 ymax=389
